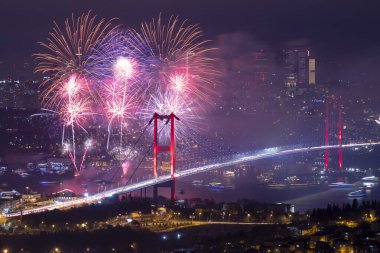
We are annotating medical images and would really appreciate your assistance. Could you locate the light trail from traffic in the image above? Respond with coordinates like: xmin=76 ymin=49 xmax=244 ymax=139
xmin=2 ymin=142 xmax=380 ymax=218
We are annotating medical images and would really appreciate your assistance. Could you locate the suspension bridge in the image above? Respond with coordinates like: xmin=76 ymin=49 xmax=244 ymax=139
xmin=2 ymin=108 xmax=380 ymax=218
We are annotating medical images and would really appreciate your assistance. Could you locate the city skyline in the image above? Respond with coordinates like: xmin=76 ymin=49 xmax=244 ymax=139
xmin=0 ymin=2 xmax=380 ymax=252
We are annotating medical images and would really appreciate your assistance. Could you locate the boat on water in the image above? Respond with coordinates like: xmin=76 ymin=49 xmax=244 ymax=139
xmin=0 ymin=167 xmax=7 ymax=176
xmin=192 ymin=180 xmax=203 ymax=186
xmin=362 ymin=182 xmax=375 ymax=188
xmin=267 ymin=183 xmax=288 ymax=188
xmin=361 ymin=176 xmax=379 ymax=182
xmin=328 ymin=182 xmax=354 ymax=188
xmin=289 ymin=183 xmax=309 ymax=188
xmin=19 ymin=172 xmax=30 ymax=178
xmin=208 ymin=182 xmax=225 ymax=189
xmin=223 ymin=170 xmax=235 ymax=177
xmin=0 ymin=190 xmax=21 ymax=200
xmin=94 ymin=179 xmax=114 ymax=185
xmin=347 ymin=190 xmax=366 ymax=198
xmin=39 ymin=181 xmax=60 ymax=185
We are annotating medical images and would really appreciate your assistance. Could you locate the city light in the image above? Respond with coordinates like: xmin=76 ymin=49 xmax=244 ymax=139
xmin=1 ymin=6 xmax=380 ymax=253
xmin=2 ymin=142 xmax=379 ymax=218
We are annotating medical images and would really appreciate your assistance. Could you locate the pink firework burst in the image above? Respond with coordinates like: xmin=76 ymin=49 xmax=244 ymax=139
xmin=140 ymin=90 xmax=198 ymax=139
xmin=128 ymin=14 xmax=219 ymax=105
xmin=61 ymin=98 xmax=91 ymax=127
xmin=169 ymin=73 xmax=188 ymax=93
xmin=103 ymin=78 xmax=137 ymax=149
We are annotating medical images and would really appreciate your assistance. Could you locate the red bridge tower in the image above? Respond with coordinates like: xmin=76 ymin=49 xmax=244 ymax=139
xmin=325 ymin=96 xmax=343 ymax=171
xmin=151 ymin=113 xmax=179 ymax=201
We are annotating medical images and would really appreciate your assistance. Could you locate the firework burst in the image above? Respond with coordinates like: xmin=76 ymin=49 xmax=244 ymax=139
xmin=34 ymin=11 xmax=119 ymax=109
xmin=89 ymin=30 xmax=144 ymax=149
xmin=139 ymin=90 xmax=199 ymax=139
xmin=129 ymin=14 xmax=219 ymax=104
xmin=103 ymin=79 xmax=137 ymax=149
xmin=34 ymin=12 xmax=219 ymax=174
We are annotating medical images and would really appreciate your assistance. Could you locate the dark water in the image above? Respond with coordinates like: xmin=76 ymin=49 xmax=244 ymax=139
xmin=176 ymin=175 xmax=379 ymax=213
xmin=2 ymin=148 xmax=380 ymax=213
xmin=2 ymin=165 xmax=379 ymax=213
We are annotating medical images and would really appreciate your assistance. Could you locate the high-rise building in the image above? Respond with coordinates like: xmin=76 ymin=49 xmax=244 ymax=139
xmin=0 ymin=80 xmax=13 ymax=108
xmin=308 ymin=59 xmax=316 ymax=85
xmin=283 ymin=49 xmax=311 ymax=96
xmin=253 ymin=49 xmax=269 ymax=87
xmin=0 ymin=79 xmax=39 ymax=109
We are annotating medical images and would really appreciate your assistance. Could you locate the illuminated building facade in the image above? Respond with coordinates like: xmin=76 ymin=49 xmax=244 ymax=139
xmin=283 ymin=49 xmax=310 ymax=96
xmin=253 ymin=49 xmax=269 ymax=87
xmin=309 ymin=59 xmax=316 ymax=85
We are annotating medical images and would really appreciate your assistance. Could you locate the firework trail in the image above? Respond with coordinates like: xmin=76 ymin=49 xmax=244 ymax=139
xmin=34 ymin=12 xmax=116 ymax=174
xmin=60 ymin=74 xmax=92 ymax=169
xmin=90 ymin=31 xmax=143 ymax=150
xmin=40 ymin=75 xmax=92 ymax=176
xmin=103 ymin=79 xmax=137 ymax=150
xmin=34 ymin=11 xmax=119 ymax=110
xmin=114 ymin=57 xmax=135 ymax=149
xmin=108 ymin=145 xmax=139 ymax=177
xmin=32 ymin=104 xmax=90 ymax=176
xmin=79 ymin=139 xmax=93 ymax=172
xmin=128 ymin=14 xmax=219 ymax=104
xmin=128 ymin=14 xmax=219 ymax=143
xmin=139 ymin=89 xmax=199 ymax=139
xmin=34 ymin=12 xmax=219 ymax=177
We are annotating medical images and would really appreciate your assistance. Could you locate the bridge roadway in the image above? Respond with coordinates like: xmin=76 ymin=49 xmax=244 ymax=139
xmin=2 ymin=142 xmax=380 ymax=218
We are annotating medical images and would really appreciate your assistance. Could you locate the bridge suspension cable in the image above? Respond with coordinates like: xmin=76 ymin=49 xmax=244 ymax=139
xmin=102 ymin=121 xmax=151 ymax=186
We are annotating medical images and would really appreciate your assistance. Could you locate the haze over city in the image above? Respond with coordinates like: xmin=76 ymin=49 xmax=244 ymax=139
xmin=0 ymin=1 xmax=380 ymax=252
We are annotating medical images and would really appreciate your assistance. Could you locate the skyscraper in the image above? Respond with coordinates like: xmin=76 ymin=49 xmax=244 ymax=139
xmin=308 ymin=59 xmax=316 ymax=85
xmin=283 ymin=49 xmax=310 ymax=96
xmin=253 ymin=49 xmax=269 ymax=87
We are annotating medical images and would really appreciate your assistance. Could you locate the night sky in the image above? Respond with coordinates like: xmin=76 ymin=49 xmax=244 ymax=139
xmin=1 ymin=0 xmax=380 ymax=66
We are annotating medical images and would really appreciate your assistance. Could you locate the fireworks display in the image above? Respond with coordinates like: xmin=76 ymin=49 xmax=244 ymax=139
xmin=128 ymin=14 xmax=218 ymax=104
xmin=34 ymin=11 xmax=118 ymax=109
xmin=35 ymin=12 xmax=218 ymax=175
xmin=139 ymin=90 xmax=198 ymax=139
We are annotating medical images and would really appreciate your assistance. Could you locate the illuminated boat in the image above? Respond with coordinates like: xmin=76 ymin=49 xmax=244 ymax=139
xmin=289 ymin=183 xmax=309 ymax=188
xmin=39 ymin=181 xmax=60 ymax=185
xmin=208 ymin=182 xmax=225 ymax=189
xmin=267 ymin=183 xmax=288 ymax=188
xmin=361 ymin=176 xmax=379 ymax=182
xmin=19 ymin=172 xmax=30 ymax=178
xmin=223 ymin=170 xmax=235 ymax=177
xmin=0 ymin=190 xmax=21 ymax=200
xmin=347 ymin=190 xmax=366 ymax=198
xmin=362 ymin=182 xmax=375 ymax=188
xmin=192 ymin=180 xmax=203 ymax=186
xmin=328 ymin=182 xmax=353 ymax=188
